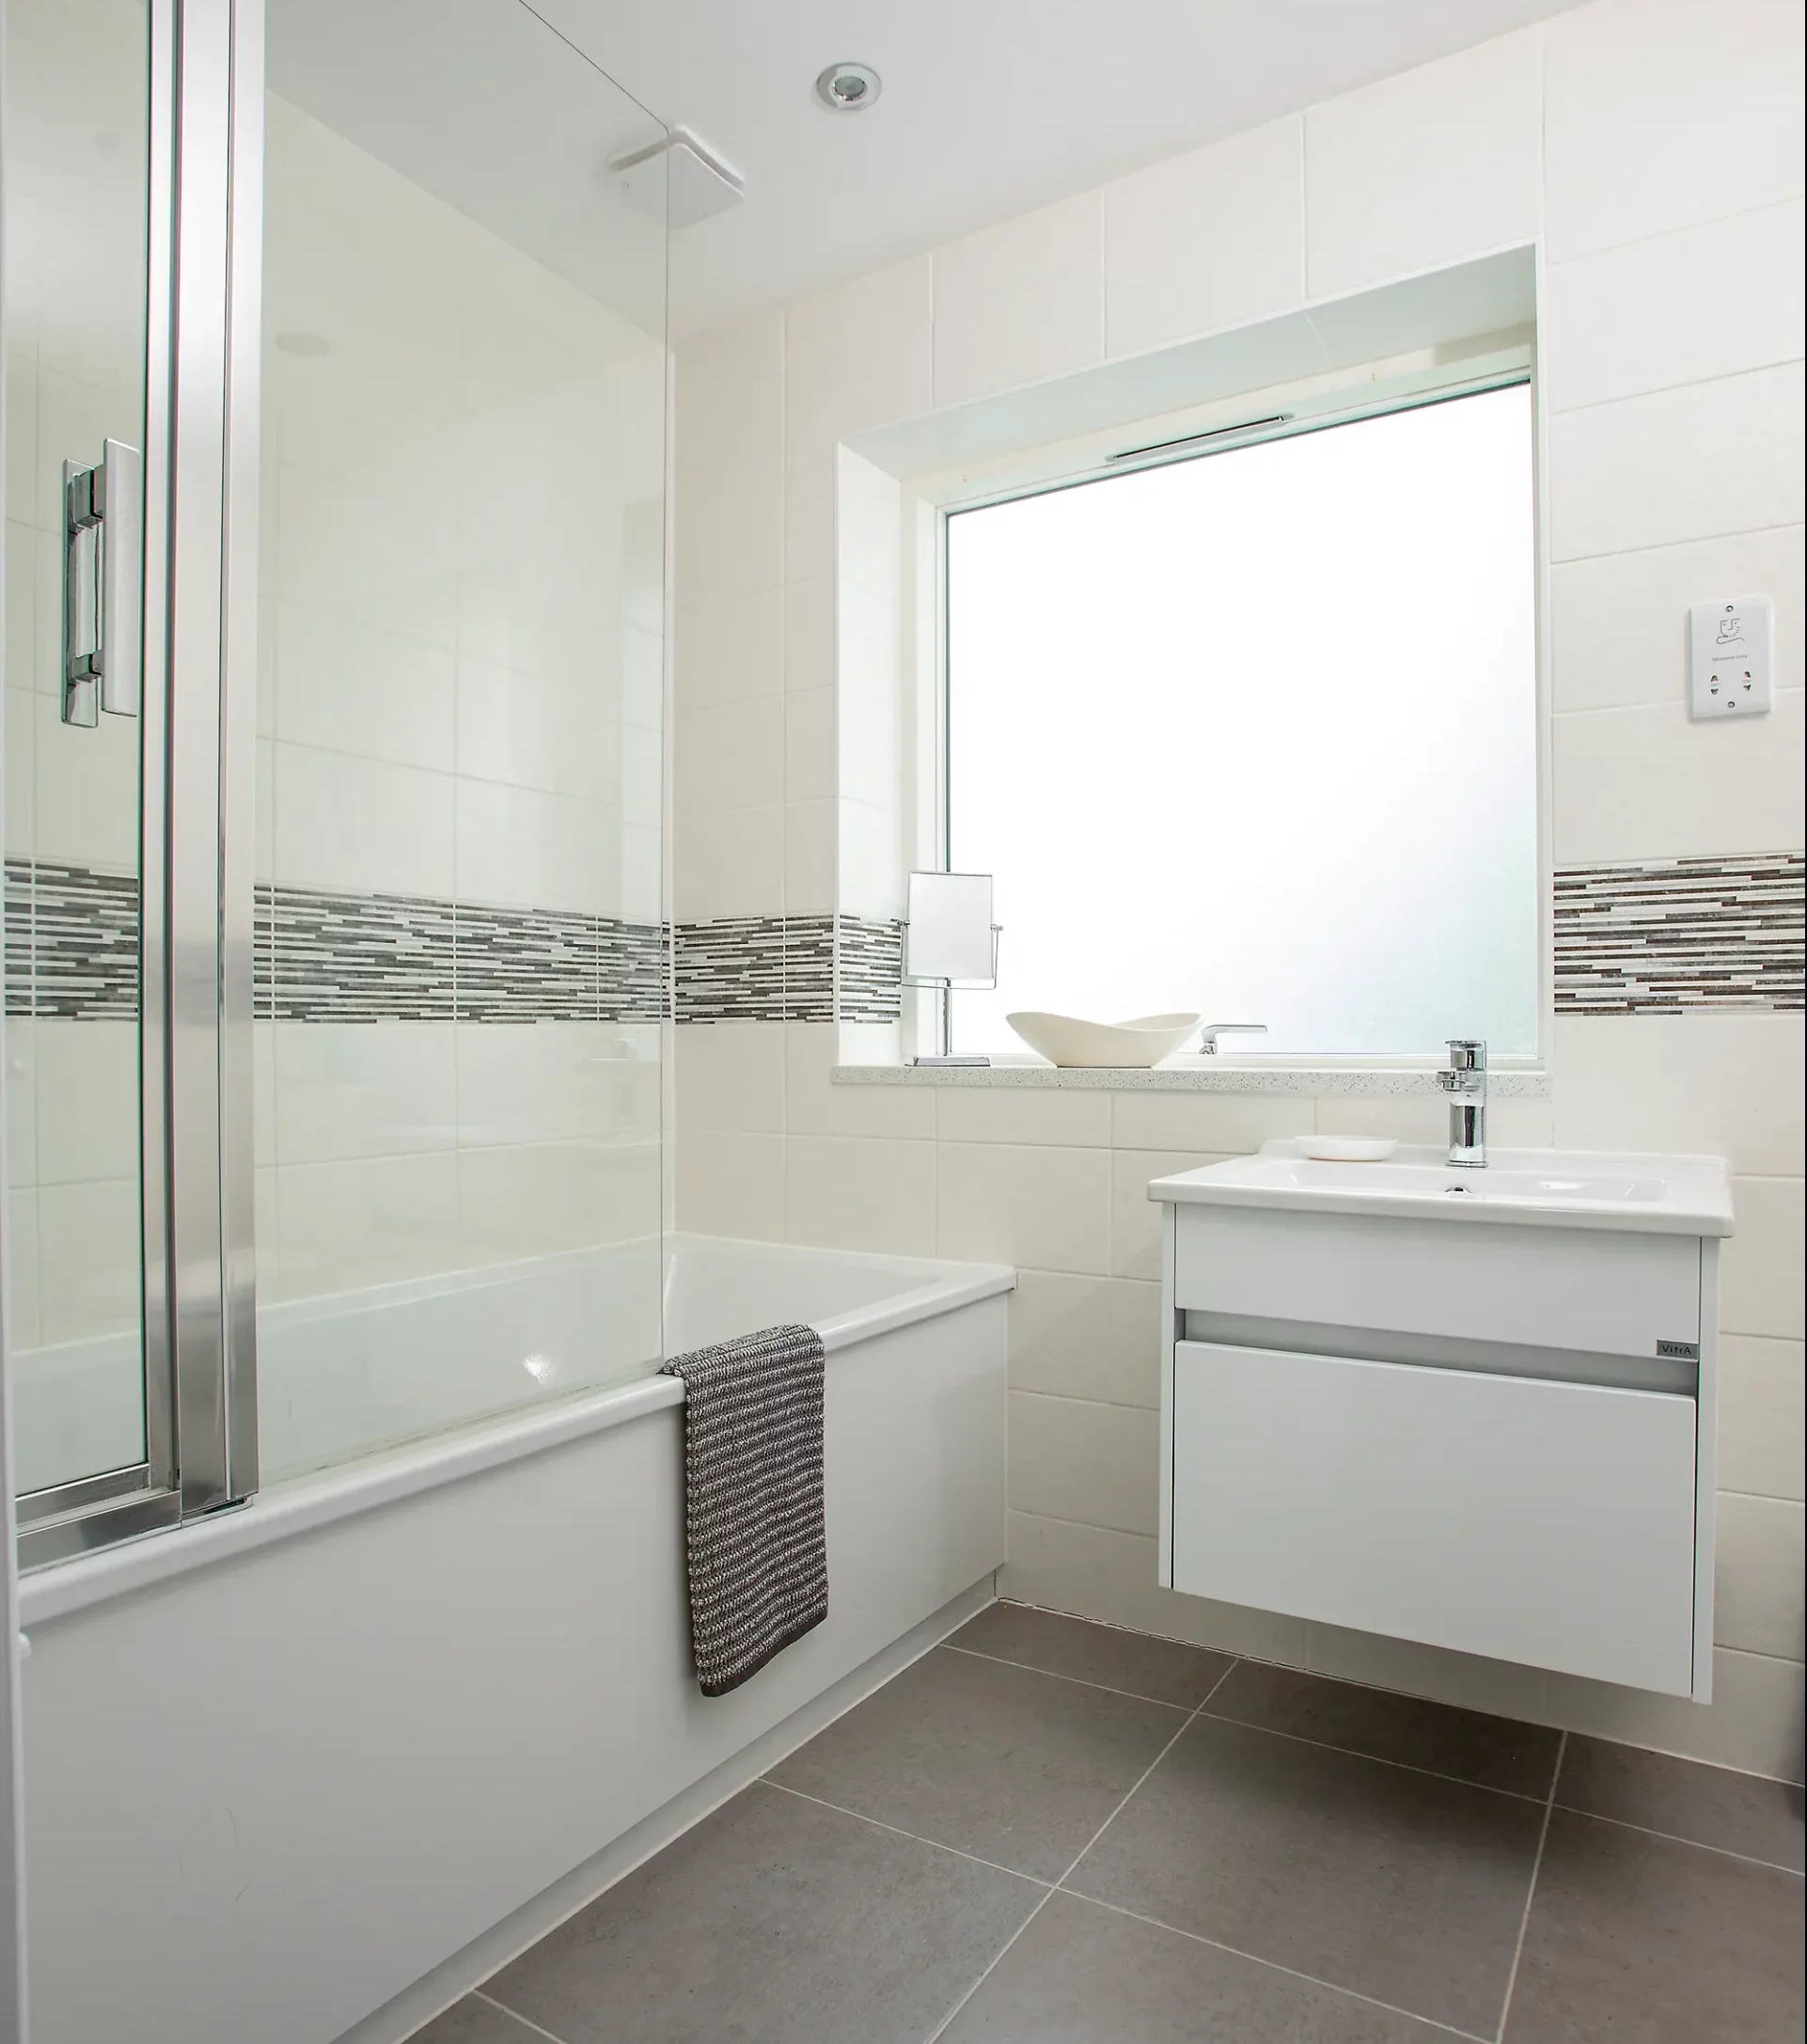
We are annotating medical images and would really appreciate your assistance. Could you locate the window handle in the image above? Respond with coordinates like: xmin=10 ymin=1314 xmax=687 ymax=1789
xmin=1198 ymin=1022 xmax=1267 ymax=1054
xmin=61 ymin=437 xmax=143 ymax=727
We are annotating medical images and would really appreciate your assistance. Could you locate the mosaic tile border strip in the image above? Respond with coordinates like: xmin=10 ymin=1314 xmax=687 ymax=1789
xmin=260 ymin=885 xmax=667 ymax=1025
xmin=5 ymin=858 xmax=141 ymax=1019
xmin=674 ymin=915 xmax=834 ymax=1023
xmin=839 ymin=915 xmax=904 ymax=1024
xmin=13 ymin=854 xmax=1798 ymax=1026
xmin=670 ymin=915 xmax=904 ymax=1024
xmin=1553 ymin=852 xmax=1804 ymax=1014
xmin=3 ymin=862 xmax=668 ymax=1024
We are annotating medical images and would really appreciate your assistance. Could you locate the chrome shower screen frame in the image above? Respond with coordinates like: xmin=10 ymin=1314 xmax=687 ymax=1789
xmin=14 ymin=0 xmax=263 ymax=1569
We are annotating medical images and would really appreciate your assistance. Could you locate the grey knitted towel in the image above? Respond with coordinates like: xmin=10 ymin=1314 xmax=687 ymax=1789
xmin=661 ymin=1322 xmax=828 ymax=1697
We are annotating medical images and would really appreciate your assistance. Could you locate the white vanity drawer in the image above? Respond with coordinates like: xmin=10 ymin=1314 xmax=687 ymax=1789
xmin=1169 ymin=1339 xmax=1699 ymax=1694
xmin=1172 ymin=1204 xmax=1701 ymax=1359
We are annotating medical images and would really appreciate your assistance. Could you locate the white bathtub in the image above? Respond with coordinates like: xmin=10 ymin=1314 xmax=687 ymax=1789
xmin=18 ymin=1234 xmax=1014 ymax=2044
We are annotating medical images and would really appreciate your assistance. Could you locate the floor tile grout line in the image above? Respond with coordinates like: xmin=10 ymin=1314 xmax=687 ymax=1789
xmin=1189 ymin=1706 xmax=1554 ymax=1806
xmin=760 ymin=1778 xmax=1057 ymax=1889
xmin=1547 ymin=1800 xmax=1807 ymax=1877
xmin=941 ymin=1642 xmax=1215 ymax=1711
xmin=472 ymin=1987 xmax=575 ymax=2044
xmin=921 ymin=1656 xmax=1244 ymax=2043
xmin=1493 ymin=1728 xmax=1566 ymax=2044
xmin=1058 ymin=1891 xmax=1497 ymax=2044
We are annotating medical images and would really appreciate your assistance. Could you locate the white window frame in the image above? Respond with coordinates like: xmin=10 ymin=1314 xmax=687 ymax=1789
xmin=889 ymin=341 xmax=1549 ymax=1075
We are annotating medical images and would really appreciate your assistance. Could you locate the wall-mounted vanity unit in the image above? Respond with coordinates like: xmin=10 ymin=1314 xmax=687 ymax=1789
xmin=1150 ymin=1145 xmax=1736 ymax=1699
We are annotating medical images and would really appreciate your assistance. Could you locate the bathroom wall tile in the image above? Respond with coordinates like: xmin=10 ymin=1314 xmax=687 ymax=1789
xmin=783 ymin=576 xmax=836 ymax=697
xmin=274 ymin=743 xmax=455 ymax=900
xmin=935 ymin=1086 xmax=1111 ymax=1149
xmin=32 ymin=691 xmax=139 ymax=871
xmin=784 ymin=256 xmax=933 ymax=581
xmin=34 ymin=1018 xmax=136 ymax=1184
xmin=1551 ymin=692 xmax=1806 ymax=864
xmin=455 ymin=779 xmax=618 ymax=918
xmin=1722 ymin=1175 xmax=1807 ymax=1339
xmin=5 ymin=1188 xmax=39 ymax=1350
xmin=4 ymin=525 xmax=39 ymax=700
xmin=1316 ymin=1103 xmax=1438 ymax=1153
xmin=1109 ymin=1150 xmax=1231 ymax=1281
xmin=1302 ymin=1622 xmax=1552 ymax=1726
xmin=456 ymin=658 xmax=622 ymax=802
xmin=674 ymin=1022 xmax=786 ymax=1135
xmin=6 ymin=1021 xmax=37 ymax=1190
xmin=784 ymin=689 xmax=837 ymax=806
xmin=937 ymin=1142 xmax=1112 ymax=1275
xmin=455 ymin=1022 xmax=652 ymax=1149
xmin=785 ymin=1133 xmax=935 ymax=1257
xmin=1714 ymin=1493 xmax=1807 ymax=1659
xmin=275 ymin=603 xmax=455 ymax=773
xmin=1549 ymin=527 xmax=1806 ymax=714
xmin=673 ymin=312 xmax=783 ymax=605
xmin=1543 ymin=0 xmax=1806 ymax=261
xmin=783 ymin=1024 xmax=935 ymax=1140
xmin=1721 ymin=1336 xmax=1806 ymax=1502
xmin=1009 ymin=1390 xmax=1160 ymax=1538
xmin=674 ymin=697 xmax=784 ymax=815
xmin=1543 ymin=201 xmax=1805 ymax=415
xmin=1009 ymin=1271 xmax=1162 ymax=1409
xmin=675 ymin=1129 xmax=785 ymax=1242
xmin=1303 ymin=27 xmax=1541 ymax=301
xmin=275 ymin=1152 xmax=463 ymax=1298
xmin=783 ymin=799 xmax=837 ymax=917
xmin=5 ymin=687 xmax=35 ymax=858
xmin=460 ymin=1139 xmax=659 ymax=1264
xmin=674 ymin=587 xmax=782 ymax=714
xmin=273 ymin=1021 xmax=456 ymax=1164
xmin=933 ymin=193 xmax=1104 ymax=409
xmin=36 ymin=1177 xmax=139 ymax=1344
xmin=253 ymin=1019 xmax=275 ymax=1165
xmin=1105 ymin=117 xmax=1303 ymax=358
xmin=674 ymin=803 xmax=784 ymax=924
xmin=1110 ymin=1091 xmax=1312 ymax=1156
xmin=1552 ymin=1014 xmax=1804 ymax=1178
xmin=1000 ymin=1509 xmax=1311 ymax=1664
xmin=1548 ymin=365 xmax=1805 ymax=563
xmin=1542 ymin=1645 xmax=1805 ymax=1783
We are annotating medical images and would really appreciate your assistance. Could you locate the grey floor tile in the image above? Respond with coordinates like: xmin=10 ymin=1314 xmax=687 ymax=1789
xmin=1555 ymin=1734 xmax=1806 ymax=1871
xmin=486 ymin=1781 xmax=1040 ymax=2044
xmin=950 ymin=1602 xmax=1234 ymax=1707
xmin=1206 ymin=1659 xmax=1562 ymax=1798
xmin=1068 ymin=1714 xmax=1544 ymax=2036
xmin=767 ymin=1645 xmax=1186 ymax=1880
xmin=1504 ymin=1809 xmax=1806 ymax=2043
xmin=410 ymin=1998 xmax=545 ymax=2044
xmin=939 ymin=1891 xmax=1457 ymax=2042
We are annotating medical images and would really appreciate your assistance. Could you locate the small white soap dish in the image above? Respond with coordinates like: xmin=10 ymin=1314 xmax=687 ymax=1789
xmin=1297 ymin=1136 xmax=1399 ymax=1163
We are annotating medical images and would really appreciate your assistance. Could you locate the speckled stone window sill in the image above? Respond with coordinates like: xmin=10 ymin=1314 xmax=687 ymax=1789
xmin=833 ymin=1062 xmax=1550 ymax=1097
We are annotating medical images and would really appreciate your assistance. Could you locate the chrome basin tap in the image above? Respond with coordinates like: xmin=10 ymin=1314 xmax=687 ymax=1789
xmin=1437 ymin=1038 xmax=1487 ymax=1168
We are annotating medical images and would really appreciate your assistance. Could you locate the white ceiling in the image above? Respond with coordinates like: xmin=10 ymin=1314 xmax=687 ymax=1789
xmin=533 ymin=0 xmax=1585 ymax=339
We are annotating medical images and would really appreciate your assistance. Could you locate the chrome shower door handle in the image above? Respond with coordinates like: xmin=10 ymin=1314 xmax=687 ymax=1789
xmin=61 ymin=437 xmax=143 ymax=726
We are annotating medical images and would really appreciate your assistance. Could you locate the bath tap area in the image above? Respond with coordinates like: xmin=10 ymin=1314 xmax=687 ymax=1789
xmin=1 ymin=0 xmax=1802 ymax=2039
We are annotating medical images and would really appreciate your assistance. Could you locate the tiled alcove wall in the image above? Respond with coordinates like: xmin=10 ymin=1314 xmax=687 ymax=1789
xmin=671 ymin=0 xmax=1807 ymax=1776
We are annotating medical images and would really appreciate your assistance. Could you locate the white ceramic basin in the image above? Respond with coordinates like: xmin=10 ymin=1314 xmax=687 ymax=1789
xmin=1006 ymin=1011 xmax=1200 ymax=1068
xmin=1147 ymin=1141 xmax=1734 ymax=1234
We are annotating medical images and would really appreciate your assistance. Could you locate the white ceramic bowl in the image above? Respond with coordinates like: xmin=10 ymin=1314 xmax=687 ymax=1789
xmin=1006 ymin=1011 xmax=1202 ymax=1069
xmin=1296 ymin=1136 xmax=1400 ymax=1162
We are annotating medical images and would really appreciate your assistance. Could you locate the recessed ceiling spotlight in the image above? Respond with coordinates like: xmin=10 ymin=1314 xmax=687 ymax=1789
xmin=815 ymin=61 xmax=881 ymax=113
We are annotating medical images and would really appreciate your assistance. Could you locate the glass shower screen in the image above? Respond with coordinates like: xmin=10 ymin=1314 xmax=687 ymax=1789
xmin=251 ymin=0 xmax=668 ymax=1479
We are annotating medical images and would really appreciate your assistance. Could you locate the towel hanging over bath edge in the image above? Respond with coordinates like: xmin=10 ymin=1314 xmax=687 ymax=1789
xmin=661 ymin=1322 xmax=828 ymax=1697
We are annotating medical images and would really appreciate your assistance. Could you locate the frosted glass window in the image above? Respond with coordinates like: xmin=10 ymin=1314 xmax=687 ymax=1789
xmin=946 ymin=384 xmax=1538 ymax=1059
